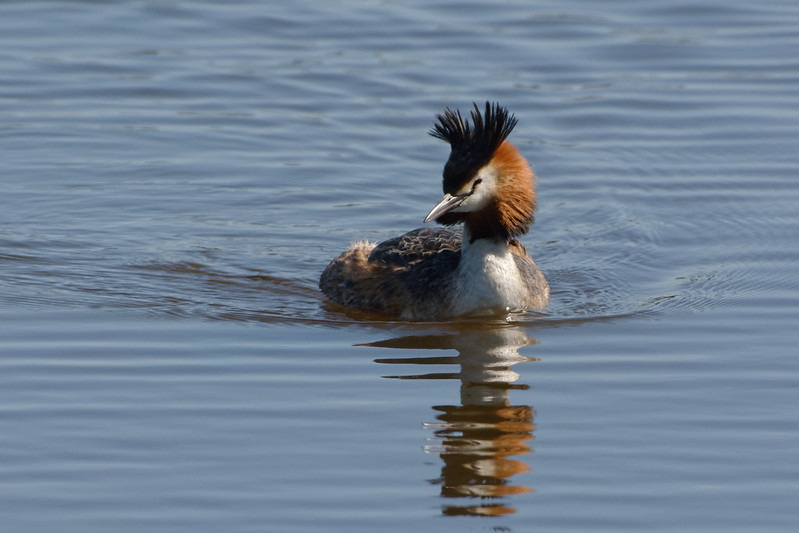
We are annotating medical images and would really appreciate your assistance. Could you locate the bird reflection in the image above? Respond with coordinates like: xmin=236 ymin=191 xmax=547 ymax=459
xmin=366 ymin=325 xmax=537 ymax=517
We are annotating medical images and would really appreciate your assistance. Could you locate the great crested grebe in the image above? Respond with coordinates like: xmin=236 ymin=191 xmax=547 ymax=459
xmin=319 ymin=102 xmax=549 ymax=320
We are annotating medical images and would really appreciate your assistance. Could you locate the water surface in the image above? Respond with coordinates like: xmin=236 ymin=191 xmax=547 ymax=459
xmin=2 ymin=1 xmax=799 ymax=531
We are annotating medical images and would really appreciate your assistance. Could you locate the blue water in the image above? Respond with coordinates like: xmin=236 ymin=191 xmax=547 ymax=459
xmin=2 ymin=1 xmax=799 ymax=531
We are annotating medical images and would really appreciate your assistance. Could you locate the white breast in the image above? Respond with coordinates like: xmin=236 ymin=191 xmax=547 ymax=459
xmin=450 ymin=230 xmax=528 ymax=315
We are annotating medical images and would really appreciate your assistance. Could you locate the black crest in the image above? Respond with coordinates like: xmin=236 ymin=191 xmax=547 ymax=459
xmin=429 ymin=102 xmax=518 ymax=194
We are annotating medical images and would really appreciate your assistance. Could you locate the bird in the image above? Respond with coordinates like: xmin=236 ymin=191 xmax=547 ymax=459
xmin=319 ymin=102 xmax=549 ymax=320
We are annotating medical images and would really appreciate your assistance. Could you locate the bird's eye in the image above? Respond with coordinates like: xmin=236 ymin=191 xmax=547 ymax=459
xmin=471 ymin=178 xmax=483 ymax=191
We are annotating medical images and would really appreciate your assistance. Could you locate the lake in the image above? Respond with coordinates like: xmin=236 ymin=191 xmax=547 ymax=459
xmin=1 ymin=1 xmax=798 ymax=531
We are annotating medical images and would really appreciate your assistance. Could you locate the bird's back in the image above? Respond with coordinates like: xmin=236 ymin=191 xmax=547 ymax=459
xmin=319 ymin=227 xmax=462 ymax=319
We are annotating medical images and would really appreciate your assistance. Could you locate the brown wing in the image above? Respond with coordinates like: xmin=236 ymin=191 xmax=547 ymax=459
xmin=368 ymin=227 xmax=461 ymax=267
xmin=320 ymin=227 xmax=463 ymax=318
